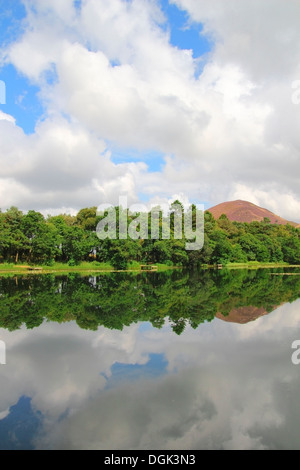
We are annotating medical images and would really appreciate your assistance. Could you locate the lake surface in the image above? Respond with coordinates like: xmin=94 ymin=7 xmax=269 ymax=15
xmin=1 ymin=267 xmax=300 ymax=450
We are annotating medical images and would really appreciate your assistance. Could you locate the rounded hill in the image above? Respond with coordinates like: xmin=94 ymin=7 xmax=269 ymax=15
xmin=207 ymin=200 xmax=298 ymax=226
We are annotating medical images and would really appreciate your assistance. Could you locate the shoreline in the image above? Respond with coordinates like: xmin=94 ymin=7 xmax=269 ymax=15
xmin=225 ymin=262 xmax=300 ymax=270
xmin=0 ymin=262 xmax=180 ymax=275
xmin=0 ymin=262 xmax=299 ymax=276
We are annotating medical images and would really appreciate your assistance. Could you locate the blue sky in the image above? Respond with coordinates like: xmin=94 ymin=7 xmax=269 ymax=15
xmin=0 ymin=396 xmax=42 ymax=450
xmin=104 ymin=353 xmax=168 ymax=389
xmin=0 ymin=64 xmax=44 ymax=133
xmin=0 ymin=0 xmax=43 ymax=133
xmin=0 ymin=0 xmax=26 ymax=46
xmin=161 ymin=0 xmax=211 ymax=59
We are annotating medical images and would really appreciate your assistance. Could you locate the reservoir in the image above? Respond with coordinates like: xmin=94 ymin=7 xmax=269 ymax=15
xmin=0 ymin=267 xmax=300 ymax=450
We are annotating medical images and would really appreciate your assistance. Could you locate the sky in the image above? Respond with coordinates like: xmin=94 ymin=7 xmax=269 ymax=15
xmin=0 ymin=0 xmax=300 ymax=220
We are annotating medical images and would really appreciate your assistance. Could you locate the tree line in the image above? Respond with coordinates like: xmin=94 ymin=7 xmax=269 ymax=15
xmin=0 ymin=204 xmax=299 ymax=268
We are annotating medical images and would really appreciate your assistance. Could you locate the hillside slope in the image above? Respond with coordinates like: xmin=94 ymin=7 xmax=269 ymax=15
xmin=207 ymin=200 xmax=298 ymax=226
xmin=216 ymin=306 xmax=270 ymax=324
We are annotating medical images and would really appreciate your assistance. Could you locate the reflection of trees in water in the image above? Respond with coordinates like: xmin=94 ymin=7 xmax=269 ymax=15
xmin=0 ymin=268 xmax=300 ymax=334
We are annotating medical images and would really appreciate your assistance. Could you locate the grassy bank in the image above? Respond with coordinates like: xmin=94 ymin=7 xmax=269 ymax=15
xmin=0 ymin=261 xmax=178 ymax=275
xmin=1 ymin=261 xmax=299 ymax=276
xmin=225 ymin=261 xmax=297 ymax=269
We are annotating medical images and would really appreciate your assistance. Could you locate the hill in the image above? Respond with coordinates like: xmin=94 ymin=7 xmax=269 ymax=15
xmin=207 ymin=200 xmax=298 ymax=226
xmin=216 ymin=306 xmax=271 ymax=324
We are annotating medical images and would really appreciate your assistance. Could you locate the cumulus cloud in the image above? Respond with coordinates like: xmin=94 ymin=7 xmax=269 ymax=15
xmin=0 ymin=111 xmax=16 ymax=124
xmin=0 ymin=0 xmax=299 ymax=219
xmin=0 ymin=115 xmax=144 ymax=210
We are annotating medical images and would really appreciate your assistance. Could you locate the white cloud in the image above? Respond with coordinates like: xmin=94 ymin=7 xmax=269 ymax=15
xmin=0 ymin=111 xmax=16 ymax=124
xmin=230 ymin=184 xmax=300 ymax=223
xmin=0 ymin=116 xmax=144 ymax=211
xmin=171 ymin=0 xmax=300 ymax=80
xmin=0 ymin=409 xmax=10 ymax=421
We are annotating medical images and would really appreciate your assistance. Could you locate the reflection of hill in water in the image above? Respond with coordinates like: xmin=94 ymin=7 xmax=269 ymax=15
xmin=216 ymin=306 xmax=272 ymax=324
xmin=0 ymin=268 xmax=300 ymax=334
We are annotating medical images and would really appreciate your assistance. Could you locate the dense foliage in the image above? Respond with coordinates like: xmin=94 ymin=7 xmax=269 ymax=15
xmin=0 ymin=204 xmax=299 ymax=268
xmin=0 ymin=268 xmax=300 ymax=334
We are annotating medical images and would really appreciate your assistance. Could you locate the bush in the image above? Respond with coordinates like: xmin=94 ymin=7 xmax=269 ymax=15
xmin=111 ymin=253 xmax=128 ymax=270
xmin=68 ymin=259 xmax=78 ymax=267
xmin=165 ymin=260 xmax=173 ymax=267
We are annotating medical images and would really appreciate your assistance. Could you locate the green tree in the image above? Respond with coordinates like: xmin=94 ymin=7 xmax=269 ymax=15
xmin=75 ymin=207 xmax=99 ymax=231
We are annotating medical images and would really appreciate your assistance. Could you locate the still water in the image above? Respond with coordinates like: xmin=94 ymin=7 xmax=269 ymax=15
xmin=0 ymin=268 xmax=300 ymax=450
